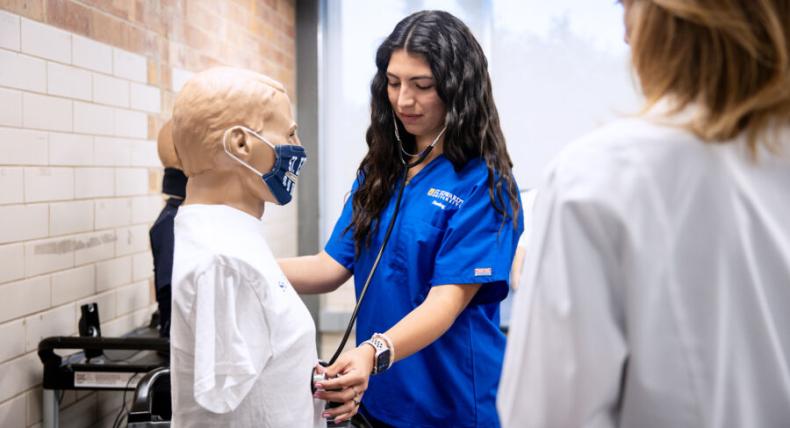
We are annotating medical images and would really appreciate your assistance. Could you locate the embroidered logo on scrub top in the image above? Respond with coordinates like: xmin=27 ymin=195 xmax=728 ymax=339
xmin=427 ymin=188 xmax=464 ymax=208
xmin=474 ymin=267 xmax=492 ymax=277
xmin=278 ymin=280 xmax=287 ymax=291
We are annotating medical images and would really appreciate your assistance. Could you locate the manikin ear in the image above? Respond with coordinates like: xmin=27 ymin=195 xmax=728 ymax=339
xmin=225 ymin=127 xmax=254 ymax=161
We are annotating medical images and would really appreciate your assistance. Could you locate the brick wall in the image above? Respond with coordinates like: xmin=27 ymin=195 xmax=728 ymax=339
xmin=0 ymin=1 xmax=296 ymax=426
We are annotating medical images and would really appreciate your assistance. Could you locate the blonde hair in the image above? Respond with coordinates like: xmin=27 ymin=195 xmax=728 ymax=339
xmin=629 ymin=0 xmax=790 ymax=153
xmin=172 ymin=67 xmax=285 ymax=176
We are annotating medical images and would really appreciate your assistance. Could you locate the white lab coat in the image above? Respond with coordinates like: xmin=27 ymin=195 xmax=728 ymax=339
xmin=171 ymin=204 xmax=323 ymax=428
xmin=498 ymin=113 xmax=790 ymax=428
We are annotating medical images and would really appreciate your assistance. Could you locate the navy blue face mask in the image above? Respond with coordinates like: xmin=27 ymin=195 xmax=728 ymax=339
xmin=222 ymin=125 xmax=307 ymax=205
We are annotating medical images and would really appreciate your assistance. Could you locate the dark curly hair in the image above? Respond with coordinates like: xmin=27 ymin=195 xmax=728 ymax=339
xmin=349 ymin=10 xmax=520 ymax=252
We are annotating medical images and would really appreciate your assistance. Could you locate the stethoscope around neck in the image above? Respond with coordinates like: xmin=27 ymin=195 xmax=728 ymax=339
xmin=324 ymin=115 xmax=447 ymax=366
xmin=312 ymin=115 xmax=446 ymax=427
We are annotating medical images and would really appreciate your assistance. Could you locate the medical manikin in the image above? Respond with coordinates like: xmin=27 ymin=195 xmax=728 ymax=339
xmin=149 ymin=120 xmax=185 ymax=338
xmin=169 ymin=67 xmax=322 ymax=428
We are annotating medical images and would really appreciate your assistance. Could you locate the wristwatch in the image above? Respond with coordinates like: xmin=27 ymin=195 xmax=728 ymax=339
xmin=364 ymin=334 xmax=393 ymax=375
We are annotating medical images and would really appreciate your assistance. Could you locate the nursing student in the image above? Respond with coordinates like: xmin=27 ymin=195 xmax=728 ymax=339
xmin=280 ymin=10 xmax=523 ymax=428
xmin=498 ymin=0 xmax=790 ymax=427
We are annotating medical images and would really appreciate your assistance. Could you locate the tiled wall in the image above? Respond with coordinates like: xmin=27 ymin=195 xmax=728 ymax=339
xmin=0 ymin=1 xmax=296 ymax=427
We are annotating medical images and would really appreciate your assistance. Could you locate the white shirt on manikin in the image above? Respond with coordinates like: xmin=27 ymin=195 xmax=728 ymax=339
xmin=171 ymin=204 xmax=323 ymax=428
xmin=498 ymin=112 xmax=790 ymax=428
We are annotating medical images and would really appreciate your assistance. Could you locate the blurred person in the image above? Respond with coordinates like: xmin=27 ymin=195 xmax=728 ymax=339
xmin=499 ymin=0 xmax=790 ymax=427
xmin=501 ymin=189 xmax=538 ymax=331
xmin=508 ymin=189 xmax=538 ymax=292
xmin=149 ymin=120 xmax=185 ymax=338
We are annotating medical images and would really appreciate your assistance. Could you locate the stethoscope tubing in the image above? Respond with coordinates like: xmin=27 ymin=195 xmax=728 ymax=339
xmin=326 ymin=146 xmax=434 ymax=365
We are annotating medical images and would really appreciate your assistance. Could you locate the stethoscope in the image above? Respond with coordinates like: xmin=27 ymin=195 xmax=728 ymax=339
xmin=312 ymin=114 xmax=447 ymax=427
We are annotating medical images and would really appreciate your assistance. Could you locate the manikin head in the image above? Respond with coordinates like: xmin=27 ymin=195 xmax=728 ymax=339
xmin=172 ymin=67 xmax=303 ymax=217
xmin=157 ymin=120 xmax=187 ymax=199
xmin=157 ymin=120 xmax=181 ymax=169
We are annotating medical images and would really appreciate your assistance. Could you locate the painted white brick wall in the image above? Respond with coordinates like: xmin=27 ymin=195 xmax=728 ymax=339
xmin=47 ymin=62 xmax=92 ymax=101
xmin=115 ymin=168 xmax=148 ymax=196
xmin=0 ymin=10 xmax=20 ymax=51
xmin=50 ymin=200 xmax=94 ymax=236
xmin=24 ymin=303 xmax=76 ymax=350
xmin=0 ymin=352 xmax=41 ymax=403
xmin=130 ymin=140 xmax=159 ymax=167
xmin=48 ymin=132 xmax=93 ymax=166
xmin=0 ymin=87 xmax=23 ymax=126
xmin=115 ymin=225 xmax=148 ymax=256
xmin=0 ymin=243 xmax=25 ymax=284
xmin=22 ymin=92 xmax=72 ymax=132
xmin=0 ymin=50 xmax=47 ymax=92
xmin=94 ymin=137 xmax=132 ymax=166
xmin=74 ymin=167 xmax=114 ymax=199
xmin=112 ymin=48 xmax=146 ymax=83
xmin=114 ymin=108 xmax=147 ymax=138
xmin=116 ymin=281 xmax=150 ymax=316
xmin=171 ymin=67 xmax=194 ymax=92
xmin=0 ymin=168 xmax=24 ymax=204
xmin=51 ymin=265 xmax=95 ymax=306
xmin=71 ymin=35 xmax=112 ymax=74
xmin=95 ymin=198 xmax=132 ymax=229
xmin=129 ymin=82 xmax=160 ymax=113
xmin=20 ymin=18 xmax=71 ymax=63
xmin=73 ymin=231 xmax=116 ymax=265
xmin=131 ymin=195 xmax=162 ymax=224
xmin=0 ymin=203 xmax=48 ymax=244
xmin=132 ymin=251 xmax=153 ymax=281
xmin=0 ymin=394 xmax=25 ymax=428
xmin=0 ymin=276 xmax=50 ymax=324
xmin=24 ymin=167 xmax=74 ymax=202
xmin=95 ymin=256 xmax=132 ymax=291
xmin=74 ymin=101 xmax=114 ymax=136
xmin=0 ymin=319 xmax=25 ymax=363
xmin=24 ymin=236 xmax=74 ymax=276
xmin=0 ymin=127 xmax=48 ymax=165
xmin=92 ymin=73 xmax=129 ymax=108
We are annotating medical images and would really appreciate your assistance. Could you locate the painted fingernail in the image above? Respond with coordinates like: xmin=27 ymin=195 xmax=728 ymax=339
xmin=322 ymin=413 xmax=330 ymax=418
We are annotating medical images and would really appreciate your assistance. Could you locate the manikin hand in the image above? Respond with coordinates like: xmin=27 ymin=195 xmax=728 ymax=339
xmin=313 ymin=345 xmax=375 ymax=423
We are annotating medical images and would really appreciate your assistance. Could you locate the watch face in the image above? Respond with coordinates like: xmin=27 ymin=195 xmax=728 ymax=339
xmin=376 ymin=349 xmax=391 ymax=373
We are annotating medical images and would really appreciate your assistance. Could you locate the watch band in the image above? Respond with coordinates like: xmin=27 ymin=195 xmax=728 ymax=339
xmin=373 ymin=333 xmax=395 ymax=364
xmin=364 ymin=333 xmax=393 ymax=375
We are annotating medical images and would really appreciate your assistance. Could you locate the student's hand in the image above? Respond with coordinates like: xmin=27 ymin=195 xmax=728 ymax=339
xmin=313 ymin=345 xmax=375 ymax=423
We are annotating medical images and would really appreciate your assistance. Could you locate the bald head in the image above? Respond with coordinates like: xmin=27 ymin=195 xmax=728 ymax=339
xmin=157 ymin=120 xmax=181 ymax=169
xmin=172 ymin=67 xmax=291 ymax=176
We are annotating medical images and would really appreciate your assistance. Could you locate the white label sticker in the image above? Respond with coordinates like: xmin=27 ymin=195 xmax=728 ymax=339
xmin=474 ymin=267 xmax=492 ymax=277
xmin=74 ymin=371 xmax=139 ymax=389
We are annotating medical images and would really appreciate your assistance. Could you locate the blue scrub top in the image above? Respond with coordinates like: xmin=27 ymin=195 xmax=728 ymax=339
xmin=325 ymin=155 xmax=523 ymax=427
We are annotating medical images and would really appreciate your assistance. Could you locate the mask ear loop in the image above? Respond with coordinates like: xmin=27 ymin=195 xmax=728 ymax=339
xmin=238 ymin=125 xmax=277 ymax=150
xmin=222 ymin=125 xmax=265 ymax=176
